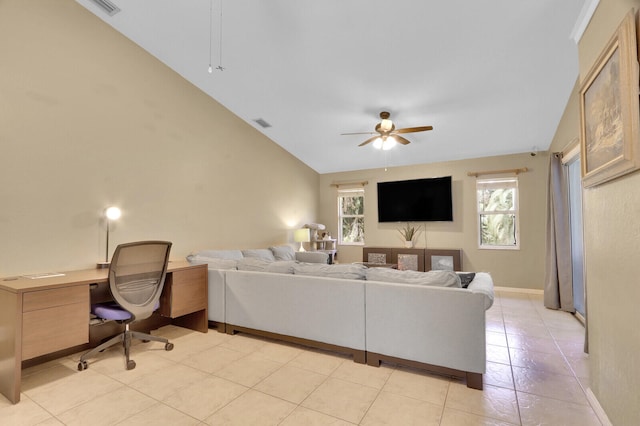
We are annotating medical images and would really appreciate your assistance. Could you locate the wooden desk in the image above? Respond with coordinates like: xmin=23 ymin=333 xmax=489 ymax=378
xmin=0 ymin=261 xmax=207 ymax=404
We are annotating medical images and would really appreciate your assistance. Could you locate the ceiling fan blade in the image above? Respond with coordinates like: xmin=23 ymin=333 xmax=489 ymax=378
xmin=358 ymin=135 xmax=380 ymax=147
xmin=394 ymin=135 xmax=412 ymax=145
xmin=394 ymin=125 xmax=433 ymax=134
xmin=341 ymin=131 xmax=377 ymax=136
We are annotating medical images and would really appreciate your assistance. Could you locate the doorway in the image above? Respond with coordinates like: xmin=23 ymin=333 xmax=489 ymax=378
xmin=564 ymin=149 xmax=585 ymax=319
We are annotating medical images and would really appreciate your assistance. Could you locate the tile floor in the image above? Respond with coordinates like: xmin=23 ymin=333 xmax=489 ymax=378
xmin=1 ymin=290 xmax=602 ymax=425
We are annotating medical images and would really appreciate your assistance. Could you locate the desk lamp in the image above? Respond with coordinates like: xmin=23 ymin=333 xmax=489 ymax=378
xmin=293 ymin=228 xmax=310 ymax=252
xmin=98 ymin=206 xmax=121 ymax=268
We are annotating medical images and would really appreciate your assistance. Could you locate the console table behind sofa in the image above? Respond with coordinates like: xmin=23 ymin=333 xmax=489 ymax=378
xmin=363 ymin=247 xmax=462 ymax=272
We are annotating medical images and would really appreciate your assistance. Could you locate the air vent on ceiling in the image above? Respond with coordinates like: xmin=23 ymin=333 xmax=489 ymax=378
xmin=254 ymin=118 xmax=272 ymax=128
xmin=90 ymin=0 xmax=121 ymax=16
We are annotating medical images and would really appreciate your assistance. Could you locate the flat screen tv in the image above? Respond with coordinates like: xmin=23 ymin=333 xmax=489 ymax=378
xmin=377 ymin=176 xmax=453 ymax=222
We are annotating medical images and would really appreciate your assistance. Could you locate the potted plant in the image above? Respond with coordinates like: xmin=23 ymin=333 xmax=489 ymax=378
xmin=398 ymin=223 xmax=419 ymax=248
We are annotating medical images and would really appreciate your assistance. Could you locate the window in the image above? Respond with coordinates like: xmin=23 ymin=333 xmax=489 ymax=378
xmin=338 ymin=188 xmax=365 ymax=245
xmin=476 ymin=177 xmax=519 ymax=249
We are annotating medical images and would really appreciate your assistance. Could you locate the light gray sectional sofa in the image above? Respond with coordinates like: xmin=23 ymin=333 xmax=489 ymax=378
xmin=186 ymin=246 xmax=494 ymax=389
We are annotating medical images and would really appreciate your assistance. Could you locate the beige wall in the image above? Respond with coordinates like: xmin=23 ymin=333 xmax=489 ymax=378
xmin=550 ymin=0 xmax=640 ymax=423
xmin=0 ymin=0 xmax=319 ymax=276
xmin=4 ymin=1 xmax=638 ymax=421
xmin=319 ymin=152 xmax=548 ymax=289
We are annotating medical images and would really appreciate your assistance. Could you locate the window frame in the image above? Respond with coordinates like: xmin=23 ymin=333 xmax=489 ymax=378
xmin=337 ymin=188 xmax=365 ymax=246
xmin=476 ymin=177 xmax=520 ymax=250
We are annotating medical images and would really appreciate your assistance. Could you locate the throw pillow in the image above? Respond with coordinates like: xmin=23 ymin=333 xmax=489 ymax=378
xmin=457 ymin=272 xmax=476 ymax=288
xmin=269 ymin=245 xmax=296 ymax=261
xmin=241 ymin=249 xmax=276 ymax=262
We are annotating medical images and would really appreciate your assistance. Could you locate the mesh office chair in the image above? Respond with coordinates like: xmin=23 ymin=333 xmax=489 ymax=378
xmin=78 ymin=240 xmax=174 ymax=371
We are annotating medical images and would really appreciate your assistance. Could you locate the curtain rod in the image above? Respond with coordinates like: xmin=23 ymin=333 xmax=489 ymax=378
xmin=467 ymin=167 xmax=528 ymax=177
xmin=330 ymin=180 xmax=368 ymax=188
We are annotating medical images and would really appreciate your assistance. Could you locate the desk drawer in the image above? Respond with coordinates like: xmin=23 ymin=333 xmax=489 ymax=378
xmin=22 ymin=299 xmax=89 ymax=360
xmin=23 ymin=286 xmax=87 ymax=312
xmin=160 ymin=266 xmax=207 ymax=318
xmin=22 ymin=285 xmax=89 ymax=360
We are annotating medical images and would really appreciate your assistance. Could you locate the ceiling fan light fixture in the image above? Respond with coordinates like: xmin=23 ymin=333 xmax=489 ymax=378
xmin=373 ymin=137 xmax=384 ymax=150
xmin=382 ymin=136 xmax=396 ymax=150
xmin=380 ymin=118 xmax=393 ymax=132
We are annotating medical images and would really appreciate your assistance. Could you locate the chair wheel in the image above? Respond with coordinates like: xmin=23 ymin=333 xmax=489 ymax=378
xmin=77 ymin=361 xmax=88 ymax=371
xmin=127 ymin=360 xmax=136 ymax=370
xmin=165 ymin=342 xmax=174 ymax=351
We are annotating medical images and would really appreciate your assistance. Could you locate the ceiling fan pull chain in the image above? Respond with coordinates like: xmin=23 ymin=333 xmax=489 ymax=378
xmin=207 ymin=0 xmax=213 ymax=73
xmin=216 ymin=0 xmax=225 ymax=71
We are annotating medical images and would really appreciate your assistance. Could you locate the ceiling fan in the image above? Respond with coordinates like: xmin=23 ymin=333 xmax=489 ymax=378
xmin=341 ymin=111 xmax=433 ymax=150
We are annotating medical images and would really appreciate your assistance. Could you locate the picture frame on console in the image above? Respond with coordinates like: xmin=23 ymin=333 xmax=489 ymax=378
xmin=579 ymin=10 xmax=640 ymax=188
xmin=425 ymin=249 xmax=461 ymax=272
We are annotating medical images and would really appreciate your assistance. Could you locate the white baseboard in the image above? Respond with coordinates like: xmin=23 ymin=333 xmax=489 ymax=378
xmin=494 ymin=286 xmax=543 ymax=295
xmin=585 ymin=387 xmax=612 ymax=426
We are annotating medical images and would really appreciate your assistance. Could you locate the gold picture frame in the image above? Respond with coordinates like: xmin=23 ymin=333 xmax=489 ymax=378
xmin=579 ymin=10 xmax=640 ymax=188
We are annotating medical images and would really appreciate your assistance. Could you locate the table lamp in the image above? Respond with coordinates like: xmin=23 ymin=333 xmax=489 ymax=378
xmin=293 ymin=228 xmax=310 ymax=252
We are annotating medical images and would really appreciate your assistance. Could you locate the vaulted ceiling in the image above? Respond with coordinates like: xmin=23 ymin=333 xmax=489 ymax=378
xmin=76 ymin=0 xmax=587 ymax=173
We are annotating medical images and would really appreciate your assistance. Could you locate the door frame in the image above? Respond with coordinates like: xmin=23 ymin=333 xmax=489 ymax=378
xmin=562 ymin=140 xmax=587 ymax=323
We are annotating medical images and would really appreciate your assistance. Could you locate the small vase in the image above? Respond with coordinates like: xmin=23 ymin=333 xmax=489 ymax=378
xmin=404 ymin=241 xmax=413 ymax=248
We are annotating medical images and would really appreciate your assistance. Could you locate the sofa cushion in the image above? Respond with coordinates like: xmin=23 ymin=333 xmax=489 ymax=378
xmin=186 ymin=249 xmax=243 ymax=269
xmin=236 ymin=258 xmax=297 ymax=274
xmin=241 ymin=249 xmax=276 ymax=262
xmin=187 ymin=256 xmax=238 ymax=270
xmin=265 ymin=260 xmax=297 ymax=274
xmin=188 ymin=249 xmax=244 ymax=260
xmin=236 ymin=257 xmax=272 ymax=271
xmin=293 ymin=263 xmax=367 ymax=280
xmin=365 ymin=268 xmax=462 ymax=288
xmin=466 ymin=272 xmax=495 ymax=309
xmin=269 ymin=245 xmax=296 ymax=261
xmin=295 ymin=251 xmax=329 ymax=264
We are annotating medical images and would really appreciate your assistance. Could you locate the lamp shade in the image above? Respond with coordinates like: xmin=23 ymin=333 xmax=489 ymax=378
xmin=105 ymin=206 xmax=122 ymax=220
xmin=294 ymin=228 xmax=310 ymax=242
xmin=294 ymin=228 xmax=310 ymax=252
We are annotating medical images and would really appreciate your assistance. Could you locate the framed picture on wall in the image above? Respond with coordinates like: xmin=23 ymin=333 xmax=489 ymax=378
xmin=579 ymin=10 xmax=640 ymax=188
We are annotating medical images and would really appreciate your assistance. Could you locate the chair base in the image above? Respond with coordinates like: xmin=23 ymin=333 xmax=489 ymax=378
xmin=78 ymin=324 xmax=173 ymax=371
